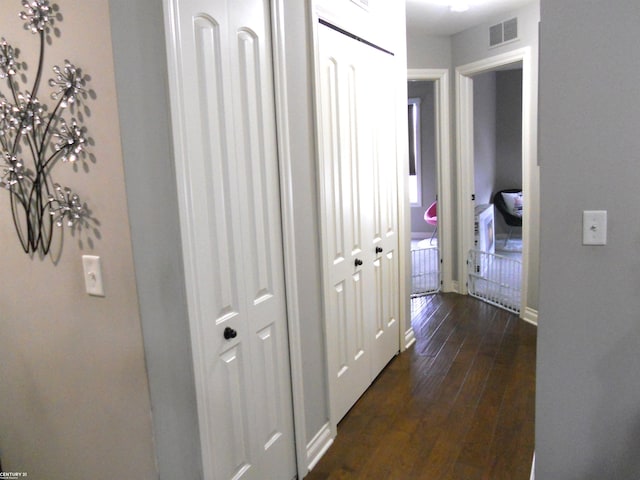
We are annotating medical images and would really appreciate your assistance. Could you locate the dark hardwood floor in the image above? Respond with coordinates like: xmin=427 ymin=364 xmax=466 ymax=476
xmin=304 ymin=293 xmax=536 ymax=480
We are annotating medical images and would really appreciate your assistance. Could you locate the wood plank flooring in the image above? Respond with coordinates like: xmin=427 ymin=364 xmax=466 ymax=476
xmin=304 ymin=293 xmax=536 ymax=480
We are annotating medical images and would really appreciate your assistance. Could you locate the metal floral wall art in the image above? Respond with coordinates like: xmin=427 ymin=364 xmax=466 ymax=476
xmin=0 ymin=0 xmax=91 ymax=255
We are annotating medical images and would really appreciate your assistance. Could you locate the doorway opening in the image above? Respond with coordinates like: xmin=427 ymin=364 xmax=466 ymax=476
xmin=468 ymin=64 xmax=523 ymax=314
xmin=406 ymin=69 xmax=452 ymax=348
xmin=408 ymin=82 xmax=440 ymax=298
xmin=456 ymin=48 xmax=534 ymax=317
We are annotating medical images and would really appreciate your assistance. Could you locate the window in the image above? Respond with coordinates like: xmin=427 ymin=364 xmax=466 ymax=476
xmin=408 ymin=97 xmax=422 ymax=206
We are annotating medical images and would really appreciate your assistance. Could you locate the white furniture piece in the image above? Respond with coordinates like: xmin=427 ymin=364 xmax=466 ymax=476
xmin=474 ymin=203 xmax=496 ymax=255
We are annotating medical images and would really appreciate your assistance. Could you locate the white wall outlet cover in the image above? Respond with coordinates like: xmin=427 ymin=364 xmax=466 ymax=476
xmin=82 ymin=255 xmax=105 ymax=296
xmin=582 ymin=210 xmax=607 ymax=245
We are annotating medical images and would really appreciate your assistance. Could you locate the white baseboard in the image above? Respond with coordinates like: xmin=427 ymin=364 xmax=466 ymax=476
xmin=522 ymin=306 xmax=538 ymax=326
xmin=306 ymin=422 xmax=333 ymax=471
xmin=530 ymin=452 xmax=535 ymax=480
xmin=451 ymin=280 xmax=460 ymax=293
xmin=404 ymin=327 xmax=415 ymax=349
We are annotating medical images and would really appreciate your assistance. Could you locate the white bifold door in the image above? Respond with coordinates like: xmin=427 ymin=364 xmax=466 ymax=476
xmin=316 ymin=22 xmax=401 ymax=423
xmin=164 ymin=0 xmax=296 ymax=479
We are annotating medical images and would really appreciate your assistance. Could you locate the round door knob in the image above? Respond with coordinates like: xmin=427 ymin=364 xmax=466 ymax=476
xmin=375 ymin=246 xmax=383 ymax=254
xmin=224 ymin=327 xmax=237 ymax=340
xmin=354 ymin=258 xmax=363 ymax=267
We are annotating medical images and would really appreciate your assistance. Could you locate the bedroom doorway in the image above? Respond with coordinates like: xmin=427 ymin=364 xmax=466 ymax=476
xmin=468 ymin=64 xmax=523 ymax=314
xmin=408 ymin=81 xmax=440 ymax=298
xmin=406 ymin=69 xmax=453 ymax=347
xmin=456 ymin=48 xmax=536 ymax=320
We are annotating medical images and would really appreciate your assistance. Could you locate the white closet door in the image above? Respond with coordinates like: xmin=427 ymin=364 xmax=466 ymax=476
xmin=367 ymin=45 xmax=400 ymax=377
xmin=317 ymin=23 xmax=372 ymax=422
xmin=166 ymin=0 xmax=296 ymax=479
xmin=317 ymin=23 xmax=400 ymax=423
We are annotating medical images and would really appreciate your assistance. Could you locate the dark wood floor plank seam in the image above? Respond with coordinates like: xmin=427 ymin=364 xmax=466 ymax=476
xmin=447 ymin=311 xmax=518 ymax=476
xmin=413 ymin=297 xmax=462 ymax=355
xmin=417 ymin=308 xmax=512 ymax=479
xmin=305 ymin=293 xmax=536 ymax=480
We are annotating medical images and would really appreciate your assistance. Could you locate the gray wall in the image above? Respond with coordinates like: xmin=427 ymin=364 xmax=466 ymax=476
xmin=473 ymin=69 xmax=523 ymax=235
xmin=473 ymin=71 xmax=497 ymax=207
xmin=408 ymin=81 xmax=437 ymax=235
xmin=109 ymin=1 xmax=202 ymax=478
xmin=495 ymin=69 xmax=523 ymax=192
xmin=406 ymin=33 xmax=451 ymax=70
xmin=452 ymin=2 xmax=539 ymax=68
xmin=405 ymin=31 xmax=452 ymax=244
xmin=537 ymin=1 xmax=640 ymax=477
xmin=0 ymin=2 xmax=158 ymax=478
xmin=495 ymin=69 xmax=523 ymax=235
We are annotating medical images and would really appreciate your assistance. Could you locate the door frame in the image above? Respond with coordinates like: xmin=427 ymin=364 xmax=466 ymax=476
xmin=270 ymin=0 xmax=311 ymax=476
xmin=404 ymin=69 xmax=453 ymax=349
xmin=162 ymin=0 xmax=309 ymax=477
xmin=455 ymin=47 xmax=534 ymax=316
xmin=406 ymin=69 xmax=453 ymax=297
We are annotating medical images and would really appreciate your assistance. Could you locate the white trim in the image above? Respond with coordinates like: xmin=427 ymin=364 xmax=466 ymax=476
xmin=306 ymin=422 xmax=334 ymax=471
xmin=270 ymin=0 xmax=309 ymax=476
xmin=530 ymin=452 xmax=535 ymax=480
xmin=407 ymin=69 xmax=453 ymax=293
xmin=455 ymin=48 xmax=535 ymax=312
xmin=398 ymin=69 xmax=411 ymax=354
xmin=404 ymin=327 xmax=416 ymax=349
xmin=522 ymin=306 xmax=538 ymax=327
xmin=309 ymin=6 xmax=338 ymax=440
xmin=455 ymin=70 xmax=474 ymax=296
xmin=162 ymin=2 xmax=214 ymax=476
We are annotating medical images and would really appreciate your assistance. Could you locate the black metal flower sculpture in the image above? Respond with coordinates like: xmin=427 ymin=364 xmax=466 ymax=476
xmin=1 ymin=0 xmax=90 ymax=255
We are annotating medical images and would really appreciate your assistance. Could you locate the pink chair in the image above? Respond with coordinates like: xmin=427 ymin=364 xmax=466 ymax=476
xmin=424 ymin=201 xmax=437 ymax=244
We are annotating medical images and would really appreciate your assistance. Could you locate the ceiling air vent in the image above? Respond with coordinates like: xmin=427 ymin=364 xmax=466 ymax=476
xmin=503 ymin=17 xmax=518 ymax=42
xmin=489 ymin=17 xmax=518 ymax=47
xmin=489 ymin=23 xmax=503 ymax=47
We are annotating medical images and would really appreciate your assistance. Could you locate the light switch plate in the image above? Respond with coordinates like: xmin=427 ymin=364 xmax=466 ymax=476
xmin=583 ymin=210 xmax=607 ymax=245
xmin=82 ymin=255 xmax=105 ymax=296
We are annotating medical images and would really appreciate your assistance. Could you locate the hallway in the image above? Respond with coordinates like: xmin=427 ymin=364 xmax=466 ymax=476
xmin=305 ymin=293 xmax=536 ymax=479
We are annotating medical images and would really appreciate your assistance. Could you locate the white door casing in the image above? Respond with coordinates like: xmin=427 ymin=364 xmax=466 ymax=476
xmin=455 ymin=48 xmax=534 ymax=319
xmin=316 ymin=22 xmax=400 ymax=426
xmin=406 ymin=69 xmax=453 ymax=295
xmin=163 ymin=0 xmax=296 ymax=479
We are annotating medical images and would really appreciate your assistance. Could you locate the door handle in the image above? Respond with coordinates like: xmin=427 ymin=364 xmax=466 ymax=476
xmin=354 ymin=258 xmax=363 ymax=267
xmin=224 ymin=327 xmax=237 ymax=340
xmin=375 ymin=246 xmax=383 ymax=254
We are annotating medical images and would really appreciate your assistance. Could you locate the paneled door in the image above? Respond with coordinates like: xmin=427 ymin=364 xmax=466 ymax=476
xmin=164 ymin=1 xmax=296 ymax=479
xmin=367 ymin=44 xmax=400 ymax=379
xmin=317 ymin=22 xmax=373 ymax=423
xmin=316 ymin=22 xmax=400 ymax=424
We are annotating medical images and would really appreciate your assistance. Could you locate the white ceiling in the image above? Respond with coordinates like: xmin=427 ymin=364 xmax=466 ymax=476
xmin=406 ymin=0 xmax=535 ymax=36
